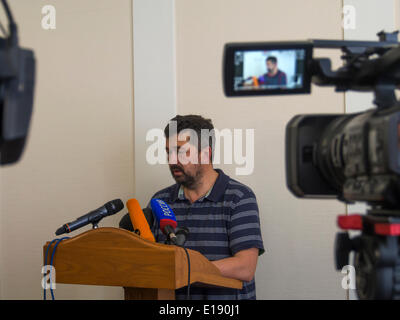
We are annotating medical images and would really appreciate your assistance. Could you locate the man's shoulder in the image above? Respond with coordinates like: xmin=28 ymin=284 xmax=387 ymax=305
xmin=224 ymin=176 xmax=257 ymax=202
xmin=151 ymin=183 xmax=178 ymax=201
xmin=278 ymin=69 xmax=287 ymax=76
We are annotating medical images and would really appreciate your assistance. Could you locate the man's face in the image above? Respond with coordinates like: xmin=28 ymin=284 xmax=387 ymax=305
xmin=166 ymin=134 xmax=204 ymax=189
xmin=266 ymin=60 xmax=277 ymax=74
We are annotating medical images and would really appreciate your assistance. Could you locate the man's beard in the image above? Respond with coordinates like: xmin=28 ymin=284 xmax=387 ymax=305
xmin=169 ymin=165 xmax=203 ymax=189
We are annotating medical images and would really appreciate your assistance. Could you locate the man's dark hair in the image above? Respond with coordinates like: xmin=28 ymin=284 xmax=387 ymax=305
xmin=266 ymin=56 xmax=277 ymax=64
xmin=164 ymin=114 xmax=215 ymax=162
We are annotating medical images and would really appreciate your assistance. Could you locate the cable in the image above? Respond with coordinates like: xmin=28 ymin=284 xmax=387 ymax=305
xmin=0 ymin=0 xmax=18 ymax=51
xmin=43 ymin=239 xmax=59 ymax=300
xmin=43 ymin=237 xmax=70 ymax=300
xmin=0 ymin=20 xmax=7 ymax=36
xmin=49 ymin=237 xmax=69 ymax=300
xmin=182 ymin=246 xmax=191 ymax=300
xmin=0 ymin=0 xmax=12 ymax=38
xmin=1 ymin=0 xmax=15 ymax=25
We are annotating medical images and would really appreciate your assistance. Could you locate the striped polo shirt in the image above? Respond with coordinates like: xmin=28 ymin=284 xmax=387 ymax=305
xmin=147 ymin=168 xmax=265 ymax=300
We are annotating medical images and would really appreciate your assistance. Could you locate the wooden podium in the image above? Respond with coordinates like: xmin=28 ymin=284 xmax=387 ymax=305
xmin=43 ymin=227 xmax=242 ymax=299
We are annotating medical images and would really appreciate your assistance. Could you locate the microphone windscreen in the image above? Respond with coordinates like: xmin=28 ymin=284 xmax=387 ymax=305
xmin=55 ymin=226 xmax=66 ymax=236
xmin=150 ymin=199 xmax=177 ymax=233
xmin=126 ymin=199 xmax=155 ymax=242
xmin=106 ymin=199 xmax=124 ymax=214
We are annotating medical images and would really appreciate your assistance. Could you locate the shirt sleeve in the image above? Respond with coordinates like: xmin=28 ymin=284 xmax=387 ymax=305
xmin=228 ymin=190 xmax=265 ymax=256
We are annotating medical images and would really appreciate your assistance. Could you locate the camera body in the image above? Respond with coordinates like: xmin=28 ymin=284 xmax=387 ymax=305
xmin=286 ymin=107 xmax=400 ymax=207
xmin=0 ymin=0 xmax=36 ymax=166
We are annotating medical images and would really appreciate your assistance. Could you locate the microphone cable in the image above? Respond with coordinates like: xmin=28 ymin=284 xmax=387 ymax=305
xmin=43 ymin=237 xmax=70 ymax=300
xmin=181 ymin=246 xmax=191 ymax=300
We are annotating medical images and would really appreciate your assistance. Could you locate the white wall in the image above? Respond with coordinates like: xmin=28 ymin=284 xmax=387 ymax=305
xmin=133 ymin=0 xmax=177 ymax=205
xmin=0 ymin=0 xmax=134 ymax=299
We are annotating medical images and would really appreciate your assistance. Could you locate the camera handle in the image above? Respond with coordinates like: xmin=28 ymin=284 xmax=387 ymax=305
xmin=374 ymin=79 xmax=397 ymax=109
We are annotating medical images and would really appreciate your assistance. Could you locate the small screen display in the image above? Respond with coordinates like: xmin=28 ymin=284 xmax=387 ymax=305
xmin=223 ymin=42 xmax=312 ymax=96
xmin=233 ymin=49 xmax=307 ymax=92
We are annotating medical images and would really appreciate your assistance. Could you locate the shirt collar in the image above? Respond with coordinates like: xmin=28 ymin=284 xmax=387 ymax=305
xmin=170 ymin=168 xmax=230 ymax=203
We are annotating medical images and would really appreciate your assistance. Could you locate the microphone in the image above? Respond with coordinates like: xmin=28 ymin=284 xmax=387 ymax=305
xmin=119 ymin=213 xmax=134 ymax=231
xmin=55 ymin=199 xmax=124 ymax=235
xmin=143 ymin=207 xmax=155 ymax=227
xmin=150 ymin=199 xmax=178 ymax=244
xmin=119 ymin=207 xmax=154 ymax=231
xmin=126 ymin=199 xmax=155 ymax=242
xmin=175 ymin=226 xmax=189 ymax=246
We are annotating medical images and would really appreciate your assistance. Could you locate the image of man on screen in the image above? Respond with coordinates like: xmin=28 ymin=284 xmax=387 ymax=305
xmin=258 ymin=56 xmax=287 ymax=86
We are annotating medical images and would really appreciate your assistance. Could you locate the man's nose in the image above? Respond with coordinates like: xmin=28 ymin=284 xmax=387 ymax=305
xmin=167 ymin=150 xmax=179 ymax=165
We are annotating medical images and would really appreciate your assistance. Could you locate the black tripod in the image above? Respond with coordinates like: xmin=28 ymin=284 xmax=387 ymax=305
xmin=335 ymin=209 xmax=400 ymax=299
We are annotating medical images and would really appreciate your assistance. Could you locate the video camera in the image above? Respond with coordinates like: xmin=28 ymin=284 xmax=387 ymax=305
xmin=223 ymin=31 xmax=400 ymax=299
xmin=0 ymin=0 xmax=36 ymax=166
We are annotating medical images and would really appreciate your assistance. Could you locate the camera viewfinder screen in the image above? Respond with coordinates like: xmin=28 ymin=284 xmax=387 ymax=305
xmin=232 ymin=48 xmax=310 ymax=94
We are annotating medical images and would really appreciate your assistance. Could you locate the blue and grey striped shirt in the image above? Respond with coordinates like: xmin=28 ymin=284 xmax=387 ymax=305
xmin=148 ymin=168 xmax=265 ymax=300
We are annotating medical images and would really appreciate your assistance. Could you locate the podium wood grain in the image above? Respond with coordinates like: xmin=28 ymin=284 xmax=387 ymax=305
xmin=43 ymin=227 xmax=242 ymax=299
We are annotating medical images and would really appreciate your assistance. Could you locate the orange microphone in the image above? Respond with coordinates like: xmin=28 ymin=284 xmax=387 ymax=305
xmin=252 ymin=76 xmax=259 ymax=87
xmin=126 ymin=199 xmax=155 ymax=242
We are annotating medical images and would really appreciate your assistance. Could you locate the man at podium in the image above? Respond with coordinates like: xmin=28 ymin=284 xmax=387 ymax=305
xmin=147 ymin=114 xmax=265 ymax=300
